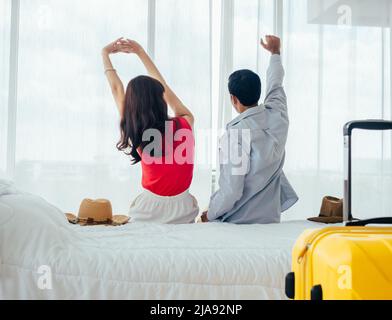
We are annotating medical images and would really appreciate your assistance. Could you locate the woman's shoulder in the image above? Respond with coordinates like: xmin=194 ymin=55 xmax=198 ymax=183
xmin=174 ymin=117 xmax=193 ymax=131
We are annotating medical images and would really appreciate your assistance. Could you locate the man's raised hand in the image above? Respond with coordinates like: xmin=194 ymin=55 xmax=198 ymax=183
xmin=261 ymin=35 xmax=281 ymax=55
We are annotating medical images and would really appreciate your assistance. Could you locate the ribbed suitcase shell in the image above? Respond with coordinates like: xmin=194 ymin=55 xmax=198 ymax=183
xmin=291 ymin=227 xmax=392 ymax=300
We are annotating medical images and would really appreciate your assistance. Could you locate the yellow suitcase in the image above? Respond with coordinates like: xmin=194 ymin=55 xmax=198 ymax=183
xmin=286 ymin=225 xmax=392 ymax=300
xmin=286 ymin=121 xmax=392 ymax=300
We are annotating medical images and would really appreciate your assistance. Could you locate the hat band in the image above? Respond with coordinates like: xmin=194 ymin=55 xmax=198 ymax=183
xmin=77 ymin=217 xmax=113 ymax=226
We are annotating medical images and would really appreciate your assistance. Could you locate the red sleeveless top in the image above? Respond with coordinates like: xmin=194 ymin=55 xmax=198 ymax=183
xmin=140 ymin=117 xmax=195 ymax=196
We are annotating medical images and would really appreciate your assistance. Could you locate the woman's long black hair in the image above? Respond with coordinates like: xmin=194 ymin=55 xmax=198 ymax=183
xmin=117 ymin=75 xmax=171 ymax=164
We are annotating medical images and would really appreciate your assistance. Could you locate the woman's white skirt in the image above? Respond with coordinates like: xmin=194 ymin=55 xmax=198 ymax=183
xmin=129 ymin=189 xmax=200 ymax=224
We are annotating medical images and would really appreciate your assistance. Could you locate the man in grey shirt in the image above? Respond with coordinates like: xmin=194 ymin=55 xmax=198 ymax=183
xmin=203 ymin=35 xmax=298 ymax=224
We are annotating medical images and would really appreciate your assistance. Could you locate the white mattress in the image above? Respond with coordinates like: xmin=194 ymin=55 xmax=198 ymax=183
xmin=0 ymin=185 xmax=323 ymax=300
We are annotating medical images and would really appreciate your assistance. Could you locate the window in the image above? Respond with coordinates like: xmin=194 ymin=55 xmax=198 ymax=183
xmin=12 ymin=0 xmax=149 ymax=213
xmin=3 ymin=0 xmax=211 ymax=213
xmin=214 ymin=0 xmax=392 ymax=219
xmin=2 ymin=0 xmax=391 ymax=219
xmin=282 ymin=0 xmax=392 ymax=219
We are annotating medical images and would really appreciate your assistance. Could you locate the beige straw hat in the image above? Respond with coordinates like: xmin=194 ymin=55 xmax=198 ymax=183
xmin=66 ymin=199 xmax=129 ymax=226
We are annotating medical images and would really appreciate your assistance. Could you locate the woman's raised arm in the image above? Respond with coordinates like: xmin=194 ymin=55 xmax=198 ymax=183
xmin=117 ymin=39 xmax=195 ymax=127
xmin=102 ymin=38 xmax=125 ymax=116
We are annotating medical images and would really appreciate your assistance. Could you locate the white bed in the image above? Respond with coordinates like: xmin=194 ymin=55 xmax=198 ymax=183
xmin=0 ymin=181 xmax=324 ymax=300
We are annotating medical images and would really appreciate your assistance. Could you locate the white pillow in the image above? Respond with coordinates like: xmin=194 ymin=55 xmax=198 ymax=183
xmin=0 ymin=179 xmax=19 ymax=196
xmin=1 ymin=193 xmax=69 ymax=228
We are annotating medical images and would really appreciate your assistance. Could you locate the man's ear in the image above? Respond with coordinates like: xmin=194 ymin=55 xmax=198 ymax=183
xmin=230 ymin=95 xmax=238 ymax=106
xmin=231 ymin=95 xmax=241 ymax=113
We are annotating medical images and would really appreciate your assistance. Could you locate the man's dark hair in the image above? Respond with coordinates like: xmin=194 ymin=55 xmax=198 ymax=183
xmin=228 ymin=69 xmax=261 ymax=107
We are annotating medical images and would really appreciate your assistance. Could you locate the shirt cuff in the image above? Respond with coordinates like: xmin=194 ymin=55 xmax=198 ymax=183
xmin=207 ymin=204 xmax=222 ymax=222
xmin=270 ymin=54 xmax=282 ymax=63
xmin=207 ymin=209 xmax=216 ymax=222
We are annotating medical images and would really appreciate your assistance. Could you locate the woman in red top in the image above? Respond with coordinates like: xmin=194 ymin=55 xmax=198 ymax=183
xmin=102 ymin=38 xmax=199 ymax=224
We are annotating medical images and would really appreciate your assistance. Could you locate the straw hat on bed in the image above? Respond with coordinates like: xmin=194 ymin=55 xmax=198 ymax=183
xmin=66 ymin=199 xmax=129 ymax=226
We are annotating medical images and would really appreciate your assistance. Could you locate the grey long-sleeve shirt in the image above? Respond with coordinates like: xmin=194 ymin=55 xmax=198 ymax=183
xmin=208 ymin=54 xmax=298 ymax=224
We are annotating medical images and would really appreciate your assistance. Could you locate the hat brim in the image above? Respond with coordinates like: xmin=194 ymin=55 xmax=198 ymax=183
xmin=308 ymin=216 xmax=343 ymax=224
xmin=66 ymin=213 xmax=129 ymax=226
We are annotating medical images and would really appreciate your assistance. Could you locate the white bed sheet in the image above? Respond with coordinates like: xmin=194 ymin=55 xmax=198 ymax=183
xmin=0 ymin=186 xmax=324 ymax=300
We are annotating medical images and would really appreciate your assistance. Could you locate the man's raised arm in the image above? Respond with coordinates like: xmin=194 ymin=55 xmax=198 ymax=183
xmin=261 ymin=36 xmax=287 ymax=115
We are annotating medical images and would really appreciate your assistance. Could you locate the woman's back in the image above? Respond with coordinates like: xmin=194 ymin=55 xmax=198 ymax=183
xmin=141 ymin=117 xmax=195 ymax=197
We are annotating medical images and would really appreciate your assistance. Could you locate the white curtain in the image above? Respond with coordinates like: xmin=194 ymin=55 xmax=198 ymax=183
xmin=283 ymin=0 xmax=392 ymax=220
xmin=1 ymin=0 xmax=211 ymax=214
xmin=0 ymin=0 xmax=11 ymax=176
xmin=216 ymin=0 xmax=392 ymax=220
xmin=2 ymin=0 xmax=391 ymax=219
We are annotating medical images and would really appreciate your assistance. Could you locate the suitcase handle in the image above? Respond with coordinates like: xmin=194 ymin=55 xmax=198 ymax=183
xmin=344 ymin=120 xmax=392 ymax=136
xmin=346 ymin=217 xmax=392 ymax=227
xmin=343 ymin=120 xmax=392 ymax=222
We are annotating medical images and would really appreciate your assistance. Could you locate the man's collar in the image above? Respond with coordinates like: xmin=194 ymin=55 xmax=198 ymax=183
xmin=227 ymin=104 xmax=266 ymax=129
